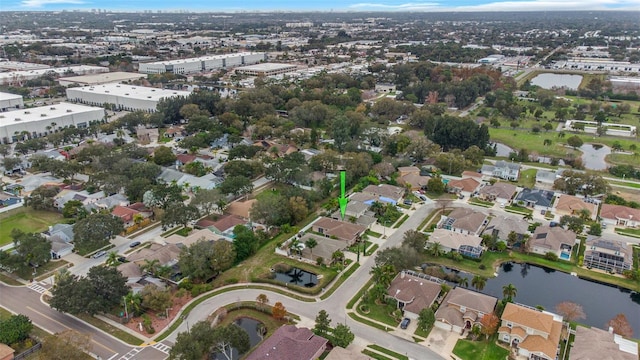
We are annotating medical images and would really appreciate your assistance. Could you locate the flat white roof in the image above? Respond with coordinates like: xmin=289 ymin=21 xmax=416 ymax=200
xmin=0 ymin=102 xmax=103 ymax=127
xmin=59 ymin=72 xmax=145 ymax=85
xmin=0 ymin=65 xmax=107 ymax=81
xmin=68 ymin=84 xmax=191 ymax=100
xmin=143 ymin=52 xmax=264 ymax=66
xmin=236 ymin=63 xmax=298 ymax=72
xmin=0 ymin=92 xmax=22 ymax=101
xmin=0 ymin=61 xmax=51 ymax=71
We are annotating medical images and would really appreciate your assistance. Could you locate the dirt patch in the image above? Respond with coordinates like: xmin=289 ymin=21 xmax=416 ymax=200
xmin=122 ymin=292 xmax=193 ymax=337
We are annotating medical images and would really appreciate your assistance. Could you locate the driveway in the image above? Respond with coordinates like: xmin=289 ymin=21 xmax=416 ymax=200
xmin=426 ymin=327 xmax=463 ymax=358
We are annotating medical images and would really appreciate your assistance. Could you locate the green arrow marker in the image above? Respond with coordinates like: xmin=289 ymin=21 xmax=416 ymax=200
xmin=338 ymin=170 xmax=348 ymax=220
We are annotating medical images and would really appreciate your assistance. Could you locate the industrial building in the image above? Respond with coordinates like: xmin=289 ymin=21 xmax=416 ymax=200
xmin=0 ymin=65 xmax=108 ymax=86
xmin=553 ymin=60 xmax=640 ymax=73
xmin=58 ymin=72 xmax=146 ymax=86
xmin=0 ymin=92 xmax=24 ymax=112
xmin=66 ymin=84 xmax=191 ymax=112
xmin=138 ymin=52 xmax=266 ymax=74
xmin=235 ymin=63 xmax=298 ymax=76
xmin=0 ymin=102 xmax=104 ymax=144
xmin=0 ymin=61 xmax=51 ymax=71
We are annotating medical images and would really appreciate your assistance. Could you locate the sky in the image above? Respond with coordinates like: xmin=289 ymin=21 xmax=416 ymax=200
xmin=1 ymin=0 xmax=639 ymax=12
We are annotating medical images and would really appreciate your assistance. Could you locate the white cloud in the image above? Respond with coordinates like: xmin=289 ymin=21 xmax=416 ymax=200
xmin=348 ymin=0 xmax=640 ymax=11
xmin=21 ymin=0 xmax=86 ymax=8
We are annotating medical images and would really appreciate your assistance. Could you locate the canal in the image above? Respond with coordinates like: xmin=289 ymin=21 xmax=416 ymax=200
xmin=453 ymin=263 xmax=640 ymax=335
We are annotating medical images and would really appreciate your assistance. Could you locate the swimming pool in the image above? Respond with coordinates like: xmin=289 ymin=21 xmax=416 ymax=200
xmin=560 ymin=252 xmax=571 ymax=260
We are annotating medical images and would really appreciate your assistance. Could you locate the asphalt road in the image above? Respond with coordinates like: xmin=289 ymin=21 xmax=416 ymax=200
xmin=0 ymin=283 xmax=135 ymax=359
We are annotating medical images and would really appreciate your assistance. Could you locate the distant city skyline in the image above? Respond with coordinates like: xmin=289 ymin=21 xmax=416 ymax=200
xmin=1 ymin=0 xmax=639 ymax=12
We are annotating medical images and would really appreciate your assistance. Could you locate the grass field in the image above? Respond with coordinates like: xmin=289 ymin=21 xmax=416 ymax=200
xmin=452 ymin=339 xmax=510 ymax=360
xmin=606 ymin=152 xmax=638 ymax=167
xmin=517 ymin=169 xmax=537 ymax=188
xmin=0 ymin=208 xmax=63 ymax=246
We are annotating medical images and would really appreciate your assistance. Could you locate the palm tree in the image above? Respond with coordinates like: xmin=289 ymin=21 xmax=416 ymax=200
xmin=471 ymin=275 xmax=487 ymax=291
xmin=156 ymin=265 xmax=172 ymax=279
xmin=429 ymin=241 xmax=443 ymax=257
xmin=105 ymin=251 xmax=120 ymax=267
xmin=458 ymin=277 xmax=469 ymax=288
xmin=370 ymin=264 xmax=395 ymax=287
xmin=331 ymin=250 xmax=344 ymax=265
xmin=124 ymin=292 xmax=143 ymax=319
xmin=141 ymin=259 xmax=160 ymax=276
xmin=305 ymin=238 xmax=318 ymax=259
xmin=522 ymin=213 xmax=533 ymax=222
xmin=502 ymin=283 xmax=518 ymax=302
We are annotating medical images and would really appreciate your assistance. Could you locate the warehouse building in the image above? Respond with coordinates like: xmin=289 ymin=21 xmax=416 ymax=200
xmin=235 ymin=63 xmax=298 ymax=76
xmin=138 ymin=52 xmax=266 ymax=74
xmin=0 ymin=65 xmax=108 ymax=86
xmin=0 ymin=92 xmax=24 ymax=112
xmin=66 ymin=84 xmax=191 ymax=113
xmin=58 ymin=72 xmax=146 ymax=87
xmin=0 ymin=61 xmax=51 ymax=71
xmin=0 ymin=102 xmax=104 ymax=144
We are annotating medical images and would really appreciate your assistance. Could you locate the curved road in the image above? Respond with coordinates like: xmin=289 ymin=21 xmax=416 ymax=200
xmin=0 ymin=201 xmax=444 ymax=360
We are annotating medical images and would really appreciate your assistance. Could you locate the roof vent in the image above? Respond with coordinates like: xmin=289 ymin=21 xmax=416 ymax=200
xmin=67 ymin=109 xmax=72 ymax=113
xmin=14 ymin=118 xmax=21 ymax=121
xmin=41 ymin=114 xmax=47 ymax=117
xmin=50 ymin=107 xmax=56 ymax=110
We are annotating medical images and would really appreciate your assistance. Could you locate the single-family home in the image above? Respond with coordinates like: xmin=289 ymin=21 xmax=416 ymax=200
xmin=111 ymin=205 xmax=152 ymax=229
xmin=195 ymin=214 xmax=247 ymax=237
xmin=163 ymin=229 xmax=222 ymax=248
xmin=136 ymin=126 xmax=159 ymax=144
xmin=175 ymin=153 xmax=197 ymax=167
xmin=361 ymin=184 xmax=405 ymax=205
xmin=478 ymin=182 xmax=517 ymax=205
xmin=253 ymin=140 xmax=299 ymax=158
xmin=461 ymin=171 xmax=483 ymax=182
xmin=93 ymin=193 xmax=130 ymax=210
xmin=397 ymin=166 xmax=431 ymax=191
xmin=226 ymin=199 xmax=257 ymax=220
xmin=311 ymin=217 xmax=366 ymax=246
xmin=530 ymin=226 xmax=576 ymax=260
xmin=569 ymin=326 xmax=638 ymax=360
xmin=428 ymin=229 xmax=484 ymax=258
xmin=439 ymin=207 xmax=488 ymax=235
xmin=127 ymin=243 xmax=182 ymax=268
xmin=0 ymin=343 xmax=15 ymax=360
xmin=46 ymin=223 xmax=75 ymax=243
xmin=164 ymin=125 xmax=185 ymax=139
xmin=584 ymin=236 xmax=632 ymax=274
xmin=498 ymin=303 xmax=563 ymax=360
xmin=298 ymin=234 xmax=345 ymax=265
xmin=244 ymin=325 xmax=328 ymax=360
xmin=514 ymin=188 xmax=555 ymax=210
xmin=483 ymin=214 xmax=529 ymax=243
xmin=554 ymin=194 xmax=598 ymax=220
xmin=535 ymin=169 xmax=566 ymax=185
xmin=481 ymin=160 xmax=520 ymax=181
xmin=434 ymin=287 xmax=498 ymax=333
xmin=387 ymin=271 xmax=443 ymax=319
xmin=600 ymin=204 xmax=640 ymax=228
xmin=117 ymin=262 xmax=144 ymax=285
xmin=50 ymin=237 xmax=74 ymax=259
xmin=447 ymin=177 xmax=481 ymax=197
xmin=331 ymin=200 xmax=368 ymax=219
xmin=53 ymin=189 xmax=105 ymax=210
xmin=0 ymin=191 xmax=21 ymax=207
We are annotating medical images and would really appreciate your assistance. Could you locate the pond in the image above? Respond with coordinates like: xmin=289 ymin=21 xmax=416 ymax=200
xmin=580 ymin=143 xmax=611 ymax=170
xmin=530 ymin=73 xmax=583 ymax=90
xmin=212 ymin=317 xmax=264 ymax=360
xmin=272 ymin=266 xmax=318 ymax=288
xmin=449 ymin=263 xmax=640 ymax=335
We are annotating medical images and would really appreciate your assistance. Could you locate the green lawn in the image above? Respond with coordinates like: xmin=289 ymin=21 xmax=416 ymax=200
xmin=615 ymin=227 xmax=640 ymax=238
xmin=468 ymin=198 xmax=494 ymax=208
xmin=0 ymin=208 xmax=63 ymax=246
xmin=517 ymin=169 xmax=537 ymax=188
xmin=607 ymin=153 xmax=639 ymax=167
xmin=489 ymin=127 xmax=576 ymax=158
xmin=504 ymin=205 xmax=533 ymax=215
xmin=452 ymin=339 xmax=509 ymax=360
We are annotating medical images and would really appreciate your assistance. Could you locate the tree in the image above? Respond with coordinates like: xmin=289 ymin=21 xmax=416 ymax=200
xmin=250 ymin=192 xmax=291 ymax=227
xmin=50 ymin=266 xmax=127 ymax=315
xmin=331 ymin=323 xmax=355 ymax=348
xmin=9 ymin=229 xmax=52 ymax=272
xmin=25 ymin=185 xmax=59 ymax=210
xmin=105 ymin=251 xmax=120 ymax=267
xmin=178 ymin=240 xmax=236 ymax=282
xmin=588 ymin=223 xmax=602 ymax=236
xmin=169 ymin=321 xmax=215 ymax=360
xmin=162 ymin=202 xmax=200 ymax=228
xmin=402 ymin=229 xmax=427 ymax=253
xmin=272 ymin=301 xmax=287 ymax=320
xmin=212 ymin=324 xmax=251 ymax=360
xmin=479 ymin=313 xmax=499 ymax=339
xmin=73 ymin=214 xmax=124 ymax=253
xmin=0 ymin=314 xmax=32 ymax=345
xmin=417 ymin=308 xmax=435 ymax=331
xmin=472 ymin=275 xmax=487 ymax=291
xmin=190 ymin=188 xmax=225 ymax=215
xmin=141 ymin=285 xmax=172 ymax=313
xmin=153 ymin=146 xmax=177 ymax=166
xmin=38 ymin=330 xmax=92 ymax=360
xmin=314 ymin=309 xmax=331 ymax=337
xmin=256 ymin=294 xmax=269 ymax=311
xmin=559 ymin=215 xmax=585 ymax=234
xmin=567 ymin=135 xmax=584 ymax=149
xmin=218 ymin=175 xmax=253 ymax=197
xmin=606 ymin=313 xmax=633 ymax=338
xmin=369 ymin=263 xmax=396 ymax=288
xmin=555 ymin=301 xmax=586 ymax=322
xmin=502 ymin=283 xmax=517 ymax=302
xmin=233 ymin=225 xmax=258 ymax=262
xmin=305 ymin=238 xmax=318 ymax=259
xmin=428 ymin=241 xmax=443 ymax=257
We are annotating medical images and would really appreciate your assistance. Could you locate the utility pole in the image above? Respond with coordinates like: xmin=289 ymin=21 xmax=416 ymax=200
xmin=123 ymin=296 xmax=128 ymax=320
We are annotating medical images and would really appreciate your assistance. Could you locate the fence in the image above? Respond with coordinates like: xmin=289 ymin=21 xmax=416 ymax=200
xmin=14 ymin=342 xmax=42 ymax=360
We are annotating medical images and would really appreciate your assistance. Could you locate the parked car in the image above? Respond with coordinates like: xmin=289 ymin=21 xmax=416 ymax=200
xmin=403 ymin=199 xmax=413 ymax=205
xmin=92 ymin=251 xmax=106 ymax=259
xmin=129 ymin=241 xmax=141 ymax=248
xmin=400 ymin=318 xmax=411 ymax=329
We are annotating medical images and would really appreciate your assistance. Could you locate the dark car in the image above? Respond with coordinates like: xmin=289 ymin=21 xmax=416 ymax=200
xmin=400 ymin=318 xmax=411 ymax=329
xmin=129 ymin=241 xmax=141 ymax=248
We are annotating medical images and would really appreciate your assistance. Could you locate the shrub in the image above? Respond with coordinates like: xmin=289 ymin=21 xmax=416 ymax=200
xmin=544 ymin=252 xmax=558 ymax=261
xmin=479 ymin=264 xmax=487 ymax=270
xmin=316 ymin=257 xmax=324 ymax=265
xmin=224 ymin=278 xmax=239 ymax=285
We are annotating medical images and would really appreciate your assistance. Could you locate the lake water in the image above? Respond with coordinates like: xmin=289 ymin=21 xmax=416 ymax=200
xmin=531 ymin=73 xmax=583 ymax=90
xmin=212 ymin=317 xmax=264 ymax=360
xmin=580 ymin=143 xmax=611 ymax=170
xmin=451 ymin=263 xmax=640 ymax=335
xmin=273 ymin=267 xmax=318 ymax=287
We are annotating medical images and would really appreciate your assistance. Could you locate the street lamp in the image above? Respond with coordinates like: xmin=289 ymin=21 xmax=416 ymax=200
xmin=182 ymin=315 xmax=190 ymax=334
